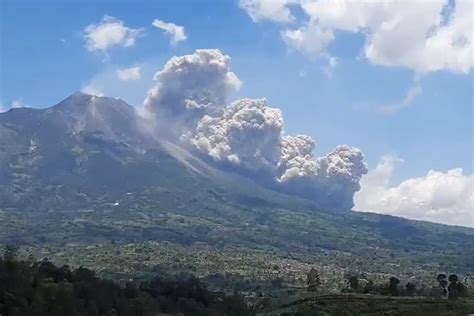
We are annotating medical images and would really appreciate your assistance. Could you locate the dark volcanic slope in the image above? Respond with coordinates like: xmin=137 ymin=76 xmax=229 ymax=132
xmin=0 ymin=92 xmax=208 ymax=210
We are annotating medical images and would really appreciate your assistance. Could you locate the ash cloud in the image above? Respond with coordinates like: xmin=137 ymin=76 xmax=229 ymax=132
xmin=143 ymin=49 xmax=242 ymax=137
xmin=142 ymin=49 xmax=367 ymax=210
xmin=278 ymin=136 xmax=367 ymax=210
xmin=311 ymin=145 xmax=368 ymax=210
xmin=278 ymin=135 xmax=318 ymax=182
xmin=190 ymin=98 xmax=283 ymax=173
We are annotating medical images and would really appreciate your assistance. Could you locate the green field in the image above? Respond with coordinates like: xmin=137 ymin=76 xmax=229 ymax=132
xmin=262 ymin=294 xmax=474 ymax=316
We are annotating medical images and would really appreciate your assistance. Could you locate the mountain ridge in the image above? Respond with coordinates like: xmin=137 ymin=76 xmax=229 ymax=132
xmin=0 ymin=92 xmax=320 ymax=213
xmin=1 ymin=93 xmax=473 ymax=227
xmin=1 ymin=93 xmax=473 ymax=279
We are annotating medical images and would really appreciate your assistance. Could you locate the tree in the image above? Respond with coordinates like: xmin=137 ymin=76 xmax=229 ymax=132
xmin=405 ymin=282 xmax=416 ymax=296
xmin=456 ymin=282 xmax=469 ymax=298
xmin=389 ymin=277 xmax=400 ymax=296
xmin=448 ymin=274 xmax=458 ymax=283
xmin=0 ymin=250 xmax=254 ymax=316
xmin=344 ymin=272 xmax=359 ymax=291
xmin=2 ymin=245 xmax=20 ymax=283
xmin=448 ymin=274 xmax=459 ymax=301
xmin=437 ymin=273 xmax=446 ymax=282
xmin=3 ymin=245 xmax=19 ymax=262
xmin=363 ymin=280 xmax=375 ymax=294
xmin=349 ymin=276 xmax=359 ymax=290
xmin=307 ymin=268 xmax=321 ymax=292
xmin=437 ymin=273 xmax=448 ymax=297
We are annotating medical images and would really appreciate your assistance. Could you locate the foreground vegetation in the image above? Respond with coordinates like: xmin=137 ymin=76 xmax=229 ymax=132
xmin=264 ymin=294 xmax=474 ymax=316
xmin=2 ymin=247 xmax=473 ymax=316
xmin=0 ymin=248 xmax=254 ymax=316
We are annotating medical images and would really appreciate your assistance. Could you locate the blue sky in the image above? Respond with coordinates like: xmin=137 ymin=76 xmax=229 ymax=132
xmin=1 ymin=0 xmax=473 ymax=225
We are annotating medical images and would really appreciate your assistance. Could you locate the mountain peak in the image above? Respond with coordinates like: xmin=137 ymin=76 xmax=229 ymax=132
xmin=71 ymin=91 xmax=113 ymax=100
xmin=52 ymin=91 xmax=131 ymax=111
xmin=72 ymin=90 xmax=92 ymax=97
xmin=54 ymin=91 xmax=97 ymax=107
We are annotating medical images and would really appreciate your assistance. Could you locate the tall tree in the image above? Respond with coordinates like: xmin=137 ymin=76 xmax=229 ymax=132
xmin=448 ymin=274 xmax=459 ymax=301
xmin=389 ymin=277 xmax=400 ymax=296
xmin=307 ymin=268 xmax=321 ymax=292
xmin=437 ymin=273 xmax=448 ymax=298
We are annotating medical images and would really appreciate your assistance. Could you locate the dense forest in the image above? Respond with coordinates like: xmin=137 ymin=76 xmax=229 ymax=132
xmin=0 ymin=246 xmax=254 ymax=316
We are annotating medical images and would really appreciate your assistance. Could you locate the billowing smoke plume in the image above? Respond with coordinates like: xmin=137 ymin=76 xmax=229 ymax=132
xmin=278 ymin=135 xmax=317 ymax=182
xmin=142 ymin=49 xmax=367 ymax=210
xmin=277 ymin=136 xmax=367 ymax=210
xmin=311 ymin=146 xmax=368 ymax=210
xmin=144 ymin=49 xmax=242 ymax=135
xmin=190 ymin=98 xmax=283 ymax=173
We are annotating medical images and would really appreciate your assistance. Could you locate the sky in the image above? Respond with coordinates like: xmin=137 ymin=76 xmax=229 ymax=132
xmin=0 ymin=0 xmax=473 ymax=227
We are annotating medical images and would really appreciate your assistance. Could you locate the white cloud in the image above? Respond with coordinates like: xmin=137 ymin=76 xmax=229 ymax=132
xmin=81 ymin=83 xmax=105 ymax=97
xmin=322 ymin=55 xmax=338 ymax=78
xmin=281 ymin=22 xmax=334 ymax=58
xmin=239 ymin=0 xmax=296 ymax=23
xmin=116 ymin=66 xmax=141 ymax=81
xmin=380 ymin=81 xmax=423 ymax=114
xmin=11 ymin=99 xmax=27 ymax=108
xmin=84 ymin=16 xmax=144 ymax=52
xmin=328 ymin=56 xmax=338 ymax=68
xmin=0 ymin=99 xmax=29 ymax=113
xmin=81 ymin=64 xmax=155 ymax=105
xmin=354 ymin=156 xmax=474 ymax=227
xmin=152 ymin=18 xmax=187 ymax=44
xmin=244 ymin=0 xmax=474 ymax=74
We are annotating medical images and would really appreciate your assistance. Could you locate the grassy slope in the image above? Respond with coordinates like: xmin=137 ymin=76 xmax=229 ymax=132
xmin=263 ymin=293 xmax=474 ymax=316
xmin=2 ymin=181 xmax=473 ymax=293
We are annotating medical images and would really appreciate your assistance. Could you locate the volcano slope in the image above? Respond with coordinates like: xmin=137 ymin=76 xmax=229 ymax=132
xmin=1 ymin=93 xmax=473 ymax=292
